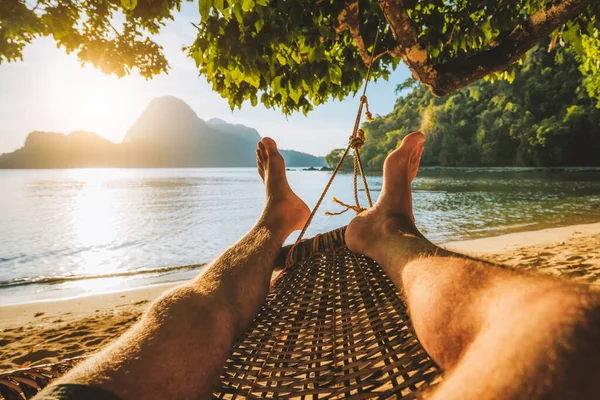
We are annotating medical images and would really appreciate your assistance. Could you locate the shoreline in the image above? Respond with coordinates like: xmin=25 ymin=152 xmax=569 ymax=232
xmin=443 ymin=221 xmax=600 ymax=255
xmin=4 ymin=217 xmax=600 ymax=306
xmin=2 ymin=221 xmax=599 ymax=319
xmin=1 ymin=221 xmax=599 ymax=370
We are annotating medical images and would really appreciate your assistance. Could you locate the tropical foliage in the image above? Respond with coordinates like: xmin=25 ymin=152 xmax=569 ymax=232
xmin=2 ymin=1 xmax=599 ymax=113
xmin=327 ymin=43 xmax=600 ymax=169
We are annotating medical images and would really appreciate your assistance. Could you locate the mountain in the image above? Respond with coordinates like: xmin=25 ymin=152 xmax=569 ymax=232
xmin=0 ymin=96 xmax=326 ymax=168
xmin=206 ymin=118 xmax=261 ymax=144
xmin=0 ymin=131 xmax=126 ymax=169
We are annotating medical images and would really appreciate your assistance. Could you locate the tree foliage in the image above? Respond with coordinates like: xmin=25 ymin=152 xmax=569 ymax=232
xmin=339 ymin=43 xmax=600 ymax=169
xmin=2 ymin=0 xmax=600 ymax=113
xmin=0 ymin=0 xmax=181 ymax=78
xmin=324 ymin=148 xmax=354 ymax=171
xmin=189 ymin=0 xmax=600 ymax=113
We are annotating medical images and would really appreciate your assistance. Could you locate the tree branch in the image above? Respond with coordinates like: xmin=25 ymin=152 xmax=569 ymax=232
xmin=380 ymin=0 xmax=438 ymax=90
xmin=434 ymin=0 xmax=591 ymax=96
xmin=380 ymin=0 xmax=591 ymax=97
xmin=337 ymin=0 xmax=371 ymax=65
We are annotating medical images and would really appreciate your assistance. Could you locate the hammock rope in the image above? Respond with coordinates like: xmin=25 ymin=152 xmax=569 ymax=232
xmin=0 ymin=2 xmax=443 ymax=398
xmin=279 ymin=24 xmax=383 ymax=275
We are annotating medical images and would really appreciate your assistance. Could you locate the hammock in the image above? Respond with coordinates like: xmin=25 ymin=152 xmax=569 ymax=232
xmin=0 ymin=13 xmax=443 ymax=398
xmin=0 ymin=231 xmax=441 ymax=399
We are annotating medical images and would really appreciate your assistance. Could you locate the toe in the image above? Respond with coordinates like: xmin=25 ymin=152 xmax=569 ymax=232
xmin=260 ymin=137 xmax=286 ymax=179
xmin=256 ymin=144 xmax=266 ymax=181
xmin=258 ymin=141 xmax=266 ymax=160
xmin=257 ymin=149 xmax=264 ymax=167
xmin=385 ymin=131 xmax=425 ymax=171
xmin=401 ymin=132 xmax=426 ymax=149
xmin=260 ymin=137 xmax=280 ymax=157
xmin=409 ymin=144 xmax=424 ymax=181
xmin=257 ymin=156 xmax=265 ymax=181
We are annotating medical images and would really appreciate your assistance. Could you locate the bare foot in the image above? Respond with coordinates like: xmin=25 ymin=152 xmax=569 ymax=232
xmin=346 ymin=132 xmax=426 ymax=259
xmin=256 ymin=138 xmax=310 ymax=237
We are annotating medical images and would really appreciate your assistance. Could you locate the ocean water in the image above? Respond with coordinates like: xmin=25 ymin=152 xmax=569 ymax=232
xmin=1 ymin=167 xmax=600 ymax=305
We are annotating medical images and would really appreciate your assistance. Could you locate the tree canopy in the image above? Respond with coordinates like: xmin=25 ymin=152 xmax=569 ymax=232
xmin=330 ymin=42 xmax=600 ymax=169
xmin=2 ymin=0 xmax=599 ymax=113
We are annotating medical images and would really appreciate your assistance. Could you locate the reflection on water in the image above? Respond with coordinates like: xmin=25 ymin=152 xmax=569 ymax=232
xmin=412 ymin=169 xmax=600 ymax=240
xmin=1 ymin=167 xmax=599 ymax=304
xmin=71 ymin=169 xmax=121 ymax=278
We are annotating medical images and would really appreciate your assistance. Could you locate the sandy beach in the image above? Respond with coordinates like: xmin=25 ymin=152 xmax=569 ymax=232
xmin=1 ymin=222 xmax=600 ymax=372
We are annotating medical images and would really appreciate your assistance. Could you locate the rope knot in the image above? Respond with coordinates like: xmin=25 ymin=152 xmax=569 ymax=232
xmin=363 ymin=96 xmax=374 ymax=121
xmin=349 ymin=129 xmax=366 ymax=150
xmin=324 ymin=197 xmax=366 ymax=216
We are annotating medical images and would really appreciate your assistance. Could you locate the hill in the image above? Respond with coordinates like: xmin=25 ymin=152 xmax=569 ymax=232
xmin=335 ymin=43 xmax=600 ymax=170
xmin=0 ymin=97 xmax=325 ymax=169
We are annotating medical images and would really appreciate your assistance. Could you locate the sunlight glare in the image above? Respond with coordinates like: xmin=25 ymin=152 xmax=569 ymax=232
xmin=46 ymin=61 xmax=145 ymax=144
xmin=74 ymin=276 xmax=126 ymax=297
xmin=70 ymin=169 xmax=122 ymax=277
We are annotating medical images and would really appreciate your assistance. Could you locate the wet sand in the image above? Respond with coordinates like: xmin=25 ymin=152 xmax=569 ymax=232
xmin=1 ymin=222 xmax=599 ymax=371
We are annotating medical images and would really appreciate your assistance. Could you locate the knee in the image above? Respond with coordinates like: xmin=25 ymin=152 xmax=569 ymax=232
xmin=399 ymin=256 xmax=511 ymax=369
xmin=400 ymin=257 xmax=482 ymax=365
xmin=401 ymin=256 xmax=488 ymax=306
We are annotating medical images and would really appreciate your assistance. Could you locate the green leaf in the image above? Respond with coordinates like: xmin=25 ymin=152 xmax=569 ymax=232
xmin=276 ymin=53 xmax=287 ymax=66
xmin=241 ymin=0 xmax=255 ymax=12
xmin=289 ymin=83 xmax=301 ymax=103
xmin=291 ymin=51 xmax=302 ymax=64
xmin=120 ymin=0 xmax=138 ymax=11
xmin=329 ymin=64 xmax=342 ymax=84
xmin=254 ymin=19 xmax=264 ymax=33
xmin=308 ymin=46 xmax=325 ymax=63
xmin=245 ymin=73 xmax=260 ymax=88
xmin=199 ymin=0 xmax=213 ymax=22
xmin=272 ymin=76 xmax=283 ymax=93
xmin=232 ymin=4 xmax=243 ymax=23
xmin=214 ymin=0 xmax=224 ymax=12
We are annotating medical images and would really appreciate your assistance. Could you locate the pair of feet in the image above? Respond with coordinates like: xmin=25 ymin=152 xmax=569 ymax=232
xmin=256 ymin=132 xmax=427 ymax=258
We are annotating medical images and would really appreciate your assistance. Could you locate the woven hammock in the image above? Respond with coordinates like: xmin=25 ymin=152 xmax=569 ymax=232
xmin=0 ymin=228 xmax=441 ymax=399
xmin=0 ymin=14 xmax=444 ymax=398
xmin=215 ymin=227 xmax=441 ymax=398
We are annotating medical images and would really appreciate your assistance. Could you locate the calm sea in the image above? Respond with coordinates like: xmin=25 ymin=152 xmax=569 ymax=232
xmin=1 ymin=168 xmax=600 ymax=305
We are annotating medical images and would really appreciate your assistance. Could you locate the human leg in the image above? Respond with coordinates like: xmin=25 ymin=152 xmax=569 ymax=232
xmin=346 ymin=132 xmax=600 ymax=399
xmin=39 ymin=138 xmax=309 ymax=400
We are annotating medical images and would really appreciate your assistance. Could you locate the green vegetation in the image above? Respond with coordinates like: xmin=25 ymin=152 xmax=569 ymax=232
xmin=327 ymin=43 xmax=600 ymax=169
xmin=324 ymin=148 xmax=354 ymax=172
xmin=3 ymin=1 xmax=599 ymax=114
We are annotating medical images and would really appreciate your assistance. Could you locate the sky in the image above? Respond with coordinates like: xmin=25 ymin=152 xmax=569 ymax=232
xmin=0 ymin=3 xmax=411 ymax=157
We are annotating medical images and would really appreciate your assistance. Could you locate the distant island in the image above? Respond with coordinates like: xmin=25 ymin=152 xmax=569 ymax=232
xmin=0 ymin=96 xmax=326 ymax=169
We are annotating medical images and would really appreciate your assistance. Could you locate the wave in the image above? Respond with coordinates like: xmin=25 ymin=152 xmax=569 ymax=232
xmin=0 ymin=240 xmax=144 ymax=266
xmin=0 ymin=264 xmax=206 ymax=289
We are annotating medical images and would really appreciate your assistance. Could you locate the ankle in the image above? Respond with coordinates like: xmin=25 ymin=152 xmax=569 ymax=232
xmin=379 ymin=212 xmax=420 ymax=238
xmin=259 ymin=217 xmax=295 ymax=242
xmin=260 ymin=201 xmax=308 ymax=240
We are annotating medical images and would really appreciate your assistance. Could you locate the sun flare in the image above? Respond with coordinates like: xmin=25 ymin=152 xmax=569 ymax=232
xmin=70 ymin=169 xmax=124 ymax=277
xmin=46 ymin=62 xmax=145 ymax=144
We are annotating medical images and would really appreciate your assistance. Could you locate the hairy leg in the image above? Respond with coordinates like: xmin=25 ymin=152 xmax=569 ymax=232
xmin=347 ymin=132 xmax=600 ymax=399
xmin=41 ymin=138 xmax=310 ymax=400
